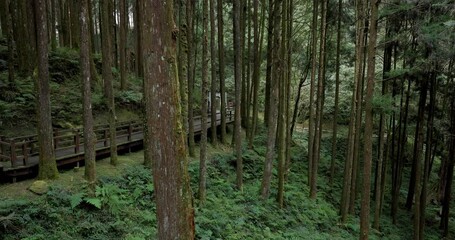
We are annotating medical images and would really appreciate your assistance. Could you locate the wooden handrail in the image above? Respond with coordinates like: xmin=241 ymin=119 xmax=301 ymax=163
xmin=1 ymin=111 xmax=232 ymax=169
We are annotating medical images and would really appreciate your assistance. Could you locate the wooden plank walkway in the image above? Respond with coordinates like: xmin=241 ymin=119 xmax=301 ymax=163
xmin=0 ymin=110 xmax=234 ymax=182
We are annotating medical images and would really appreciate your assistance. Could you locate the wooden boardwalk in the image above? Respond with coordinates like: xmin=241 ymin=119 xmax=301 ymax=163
xmin=0 ymin=110 xmax=234 ymax=182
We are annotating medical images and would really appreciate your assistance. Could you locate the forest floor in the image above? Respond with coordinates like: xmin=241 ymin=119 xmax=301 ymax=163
xmin=1 ymin=127 xmax=448 ymax=240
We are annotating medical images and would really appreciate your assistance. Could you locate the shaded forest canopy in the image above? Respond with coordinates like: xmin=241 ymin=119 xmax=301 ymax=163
xmin=0 ymin=0 xmax=455 ymax=239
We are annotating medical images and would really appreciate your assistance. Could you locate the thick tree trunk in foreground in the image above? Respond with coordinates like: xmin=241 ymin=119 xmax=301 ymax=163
xmin=80 ymin=0 xmax=96 ymax=187
xmin=36 ymin=0 xmax=59 ymax=180
xmin=142 ymin=1 xmax=195 ymax=238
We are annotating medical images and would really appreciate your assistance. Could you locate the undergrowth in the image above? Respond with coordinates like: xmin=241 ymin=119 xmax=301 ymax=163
xmin=0 ymin=129 xmax=449 ymax=239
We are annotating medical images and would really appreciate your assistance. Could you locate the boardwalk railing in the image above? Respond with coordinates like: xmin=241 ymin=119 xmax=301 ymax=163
xmin=0 ymin=108 xmax=235 ymax=171
xmin=0 ymin=121 xmax=143 ymax=169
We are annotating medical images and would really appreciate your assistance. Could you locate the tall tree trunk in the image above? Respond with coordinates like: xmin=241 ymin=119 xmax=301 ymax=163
xmin=71 ymin=0 xmax=80 ymax=48
xmin=199 ymin=0 xmax=209 ymax=202
xmin=217 ymin=0 xmax=227 ymax=144
xmin=209 ymin=0 xmax=218 ymax=146
xmin=233 ymin=0 xmax=243 ymax=190
xmin=50 ymin=0 xmax=57 ymax=50
xmin=360 ymin=0 xmax=380 ymax=238
xmin=119 ymin=0 xmax=127 ymax=90
xmin=36 ymin=0 xmax=59 ymax=180
xmin=411 ymin=78 xmax=428 ymax=240
xmin=340 ymin=0 xmax=366 ymax=223
xmin=260 ymin=0 xmax=280 ymax=199
xmin=440 ymin=86 xmax=455 ymax=237
xmin=329 ymin=0 xmax=342 ymax=185
xmin=310 ymin=0 xmax=327 ymax=199
xmin=101 ymin=0 xmax=118 ymax=165
xmin=0 ymin=0 xmax=14 ymax=86
xmin=263 ymin=0 xmax=274 ymax=125
xmin=187 ymin=0 xmax=196 ymax=157
xmin=307 ymin=0 xmax=318 ymax=186
xmin=277 ymin=0 xmax=287 ymax=208
xmin=177 ymin=0 xmax=189 ymax=150
xmin=80 ymin=0 xmax=96 ymax=188
xmin=26 ymin=0 xmax=37 ymax=73
xmin=419 ymin=71 xmax=436 ymax=238
xmin=248 ymin=0 xmax=261 ymax=148
xmin=142 ymin=1 xmax=195 ymax=238
xmin=135 ymin=0 xmax=143 ymax=77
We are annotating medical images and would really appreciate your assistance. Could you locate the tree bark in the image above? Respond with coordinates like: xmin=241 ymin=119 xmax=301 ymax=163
xmin=340 ymin=0 xmax=366 ymax=223
xmin=36 ymin=0 xmax=59 ymax=180
xmin=233 ymin=0 xmax=243 ymax=190
xmin=329 ymin=0 xmax=342 ymax=185
xmin=209 ymin=0 xmax=218 ymax=146
xmin=0 ymin=0 xmax=15 ymax=86
xmin=217 ymin=0 xmax=227 ymax=144
xmin=119 ymin=0 xmax=127 ymax=90
xmin=80 ymin=0 xmax=96 ymax=187
xmin=199 ymin=0 xmax=209 ymax=202
xmin=187 ymin=0 xmax=196 ymax=157
xmin=359 ymin=0 xmax=380 ymax=238
xmin=307 ymin=0 xmax=318 ymax=186
xmin=248 ymin=0 xmax=261 ymax=148
xmin=143 ymin=0 xmax=195 ymax=238
xmin=310 ymin=0 xmax=327 ymax=199
xmin=101 ymin=0 xmax=118 ymax=165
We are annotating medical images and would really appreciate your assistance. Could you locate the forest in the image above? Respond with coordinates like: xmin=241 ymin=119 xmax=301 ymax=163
xmin=0 ymin=0 xmax=454 ymax=239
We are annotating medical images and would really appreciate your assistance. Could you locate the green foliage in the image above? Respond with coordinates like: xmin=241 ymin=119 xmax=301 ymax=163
xmin=116 ymin=90 xmax=143 ymax=106
xmin=372 ymin=93 xmax=396 ymax=115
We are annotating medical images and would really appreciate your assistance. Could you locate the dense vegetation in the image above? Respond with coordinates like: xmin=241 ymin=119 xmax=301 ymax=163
xmin=1 ymin=0 xmax=455 ymax=239
xmin=2 ymin=130 xmax=445 ymax=240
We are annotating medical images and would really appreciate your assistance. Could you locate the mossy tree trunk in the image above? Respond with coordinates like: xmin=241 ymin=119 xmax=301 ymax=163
xmin=187 ymin=0 xmax=196 ymax=157
xmin=142 ymin=0 xmax=195 ymax=237
xmin=80 ymin=0 xmax=96 ymax=188
xmin=36 ymin=0 xmax=59 ymax=180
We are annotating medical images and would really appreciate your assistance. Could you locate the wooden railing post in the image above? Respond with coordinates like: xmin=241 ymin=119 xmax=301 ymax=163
xmin=10 ymin=139 xmax=16 ymax=167
xmin=74 ymin=129 xmax=80 ymax=154
xmin=104 ymin=129 xmax=108 ymax=147
xmin=22 ymin=143 xmax=28 ymax=165
xmin=54 ymin=128 xmax=59 ymax=149
xmin=128 ymin=123 xmax=132 ymax=142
